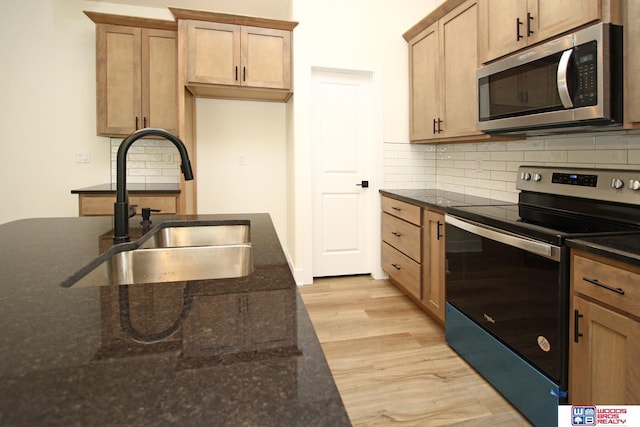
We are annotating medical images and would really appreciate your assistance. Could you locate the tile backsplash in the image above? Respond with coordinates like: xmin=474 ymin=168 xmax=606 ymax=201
xmin=110 ymin=138 xmax=181 ymax=184
xmin=384 ymin=130 xmax=640 ymax=203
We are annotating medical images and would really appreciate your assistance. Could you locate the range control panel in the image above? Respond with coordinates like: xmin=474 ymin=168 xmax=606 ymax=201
xmin=517 ymin=165 xmax=640 ymax=205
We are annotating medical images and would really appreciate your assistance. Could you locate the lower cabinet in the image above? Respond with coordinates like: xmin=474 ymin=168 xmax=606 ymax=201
xmin=422 ymin=209 xmax=446 ymax=323
xmin=78 ymin=193 xmax=179 ymax=216
xmin=569 ymin=250 xmax=640 ymax=404
xmin=381 ymin=195 xmax=446 ymax=325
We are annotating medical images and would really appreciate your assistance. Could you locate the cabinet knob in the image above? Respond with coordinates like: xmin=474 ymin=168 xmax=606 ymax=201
xmin=630 ymin=179 xmax=640 ymax=190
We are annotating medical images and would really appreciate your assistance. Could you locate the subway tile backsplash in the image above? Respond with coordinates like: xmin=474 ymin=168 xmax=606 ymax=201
xmin=110 ymin=138 xmax=180 ymax=184
xmin=383 ymin=130 xmax=640 ymax=203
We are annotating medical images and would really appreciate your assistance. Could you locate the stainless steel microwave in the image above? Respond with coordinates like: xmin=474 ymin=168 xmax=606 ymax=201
xmin=477 ymin=23 xmax=623 ymax=134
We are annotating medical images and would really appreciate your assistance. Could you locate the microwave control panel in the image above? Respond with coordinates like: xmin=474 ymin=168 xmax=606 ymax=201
xmin=573 ymin=41 xmax=597 ymax=107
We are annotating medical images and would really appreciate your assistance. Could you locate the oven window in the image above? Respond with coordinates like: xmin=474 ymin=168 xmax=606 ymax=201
xmin=445 ymin=224 xmax=564 ymax=382
xmin=478 ymin=51 xmax=566 ymax=122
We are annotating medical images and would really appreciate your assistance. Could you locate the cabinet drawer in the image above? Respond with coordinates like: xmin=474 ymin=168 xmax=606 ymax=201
xmin=381 ymin=196 xmax=421 ymax=225
xmin=382 ymin=242 xmax=421 ymax=300
xmin=381 ymin=212 xmax=421 ymax=262
xmin=572 ymin=253 xmax=640 ymax=318
xmin=79 ymin=194 xmax=178 ymax=216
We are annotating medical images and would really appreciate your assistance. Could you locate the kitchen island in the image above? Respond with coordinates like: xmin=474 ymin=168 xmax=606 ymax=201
xmin=0 ymin=214 xmax=350 ymax=426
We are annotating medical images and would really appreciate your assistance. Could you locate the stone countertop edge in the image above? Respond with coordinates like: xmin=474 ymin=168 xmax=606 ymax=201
xmin=0 ymin=213 xmax=351 ymax=426
xmin=71 ymin=183 xmax=181 ymax=194
xmin=567 ymin=234 xmax=640 ymax=267
xmin=379 ymin=188 xmax=514 ymax=211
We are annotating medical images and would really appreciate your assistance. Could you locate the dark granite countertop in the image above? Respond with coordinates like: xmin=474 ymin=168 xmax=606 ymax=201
xmin=380 ymin=188 xmax=512 ymax=211
xmin=71 ymin=183 xmax=181 ymax=194
xmin=0 ymin=214 xmax=350 ymax=426
xmin=568 ymin=233 xmax=640 ymax=266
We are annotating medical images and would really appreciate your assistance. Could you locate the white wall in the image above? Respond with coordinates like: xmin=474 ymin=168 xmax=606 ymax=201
xmin=195 ymin=99 xmax=288 ymax=246
xmin=289 ymin=0 xmax=441 ymax=284
xmin=0 ymin=0 xmax=291 ymax=226
xmin=0 ymin=0 xmax=109 ymax=225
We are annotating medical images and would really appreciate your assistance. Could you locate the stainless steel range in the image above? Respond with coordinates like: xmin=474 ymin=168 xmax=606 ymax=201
xmin=444 ymin=166 xmax=640 ymax=427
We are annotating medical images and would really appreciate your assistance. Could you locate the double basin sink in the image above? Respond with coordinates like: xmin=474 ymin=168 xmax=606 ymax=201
xmin=68 ymin=221 xmax=253 ymax=288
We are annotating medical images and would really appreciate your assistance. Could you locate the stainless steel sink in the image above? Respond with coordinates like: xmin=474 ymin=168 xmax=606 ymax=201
xmin=139 ymin=224 xmax=250 ymax=249
xmin=67 ymin=223 xmax=253 ymax=288
xmin=71 ymin=244 xmax=253 ymax=287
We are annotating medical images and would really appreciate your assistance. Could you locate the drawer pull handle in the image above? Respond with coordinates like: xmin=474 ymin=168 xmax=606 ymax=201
xmin=391 ymin=231 xmax=402 ymax=237
xmin=391 ymin=206 xmax=402 ymax=211
xmin=574 ymin=309 xmax=583 ymax=343
xmin=391 ymin=263 xmax=401 ymax=270
xmin=582 ymin=277 xmax=625 ymax=295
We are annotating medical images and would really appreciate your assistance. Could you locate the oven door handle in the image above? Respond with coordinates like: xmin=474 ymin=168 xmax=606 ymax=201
xmin=445 ymin=214 xmax=561 ymax=261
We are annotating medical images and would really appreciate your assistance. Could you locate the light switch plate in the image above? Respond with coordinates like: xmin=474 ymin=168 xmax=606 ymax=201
xmin=76 ymin=151 xmax=90 ymax=163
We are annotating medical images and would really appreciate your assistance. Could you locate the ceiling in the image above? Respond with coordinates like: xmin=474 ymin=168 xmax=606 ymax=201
xmin=84 ymin=0 xmax=292 ymax=19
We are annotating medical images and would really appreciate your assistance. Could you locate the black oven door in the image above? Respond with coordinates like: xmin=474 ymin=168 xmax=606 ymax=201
xmin=445 ymin=214 xmax=566 ymax=383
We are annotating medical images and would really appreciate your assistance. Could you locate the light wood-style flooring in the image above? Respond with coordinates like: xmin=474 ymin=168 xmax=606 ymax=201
xmin=299 ymin=275 xmax=532 ymax=426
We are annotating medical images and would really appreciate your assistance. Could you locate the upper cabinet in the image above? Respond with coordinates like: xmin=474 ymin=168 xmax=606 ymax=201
xmin=170 ymin=8 xmax=297 ymax=102
xmin=85 ymin=12 xmax=178 ymax=137
xmin=624 ymin=1 xmax=640 ymax=128
xmin=478 ymin=0 xmax=601 ymax=64
xmin=406 ymin=0 xmax=498 ymax=143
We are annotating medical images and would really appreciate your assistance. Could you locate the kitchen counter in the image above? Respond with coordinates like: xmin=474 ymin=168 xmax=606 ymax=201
xmin=568 ymin=233 xmax=640 ymax=266
xmin=0 ymin=214 xmax=350 ymax=426
xmin=71 ymin=183 xmax=181 ymax=194
xmin=380 ymin=188 xmax=511 ymax=210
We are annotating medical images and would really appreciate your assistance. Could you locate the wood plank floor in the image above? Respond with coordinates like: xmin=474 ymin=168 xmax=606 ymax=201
xmin=299 ymin=275 xmax=532 ymax=426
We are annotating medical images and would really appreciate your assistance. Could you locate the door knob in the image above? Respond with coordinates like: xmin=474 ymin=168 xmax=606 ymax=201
xmin=356 ymin=180 xmax=369 ymax=188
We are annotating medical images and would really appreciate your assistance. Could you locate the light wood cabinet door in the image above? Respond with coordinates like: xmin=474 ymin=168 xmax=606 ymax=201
xmin=570 ymin=296 xmax=640 ymax=404
xmin=186 ymin=21 xmax=291 ymax=90
xmin=478 ymin=0 xmax=600 ymax=63
xmin=624 ymin=0 xmax=640 ymax=128
xmin=440 ymin=1 xmax=480 ymax=139
xmin=530 ymin=0 xmax=599 ymax=45
xmin=95 ymin=24 xmax=177 ymax=136
xmin=408 ymin=0 xmax=487 ymax=143
xmin=96 ymin=24 xmax=142 ymax=136
xmin=422 ymin=210 xmax=446 ymax=324
xmin=186 ymin=21 xmax=241 ymax=85
xmin=143 ymin=28 xmax=179 ymax=133
xmin=477 ymin=0 xmax=527 ymax=65
xmin=241 ymin=26 xmax=291 ymax=90
xmin=409 ymin=23 xmax=439 ymax=141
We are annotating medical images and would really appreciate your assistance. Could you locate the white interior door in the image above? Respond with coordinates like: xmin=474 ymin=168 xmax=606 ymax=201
xmin=311 ymin=69 xmax=373 ymax=277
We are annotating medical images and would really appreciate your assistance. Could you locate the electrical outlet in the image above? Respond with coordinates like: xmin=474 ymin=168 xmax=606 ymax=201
xmin=238 ymin=155 xmax=247 ymax=166
xmin=76 ymin=151 xmax=90 ymax=163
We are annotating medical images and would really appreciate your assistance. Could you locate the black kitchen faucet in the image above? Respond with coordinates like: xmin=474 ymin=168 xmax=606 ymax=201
xmin=113 ymin=128 xmax=194 ymax=243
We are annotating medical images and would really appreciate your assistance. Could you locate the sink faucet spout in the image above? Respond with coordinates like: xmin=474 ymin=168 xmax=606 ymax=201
xmin=114 ymin=128 xmax=194 ymax=244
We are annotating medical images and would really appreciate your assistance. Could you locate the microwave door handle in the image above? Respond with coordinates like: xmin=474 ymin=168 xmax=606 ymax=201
xmin=557 ymin=49 xmax=574 ymax=108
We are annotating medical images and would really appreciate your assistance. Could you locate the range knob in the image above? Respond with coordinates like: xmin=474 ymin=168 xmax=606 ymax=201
xmin=521 ymin=172 xmax=532 ymax=181
xmin=630 ymin=179 xmax=640 ymax=191
xmin=611 ymin=177 xmax=625 ymax=189
xmin=532 ymin=173 xmax=542 ymax=182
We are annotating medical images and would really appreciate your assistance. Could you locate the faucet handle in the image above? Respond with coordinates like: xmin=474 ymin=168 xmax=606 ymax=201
xmin=128 ymin=204 xmax=138 ymax=218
